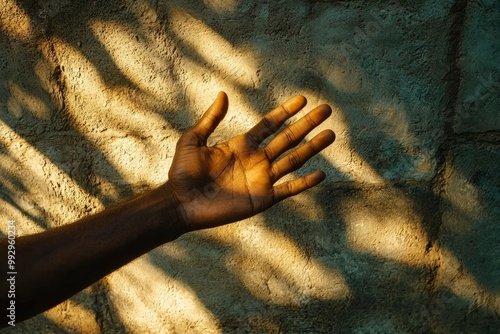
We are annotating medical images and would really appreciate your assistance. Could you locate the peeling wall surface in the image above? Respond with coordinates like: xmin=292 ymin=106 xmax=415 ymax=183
xmin=0 ymin=0 xmax=499 ymax=333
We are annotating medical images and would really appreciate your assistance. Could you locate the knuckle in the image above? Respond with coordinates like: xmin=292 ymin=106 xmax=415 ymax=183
xmin=288 ymin=153 xmax=299 ymax=167
xmin=262 ymin=116 xmax=277 ymax=133
xmin=178 ymin=131 xmax=196 ymax=145
xmin=308 ymin=139 xmax=319 ymax=153
xmin=278 ymin=104 xmax=290 ymax=116
xmin=304 ymin=175 xmax=312 ymax=188
xmin=264 ymin=146 xmax=274 ymax=160
xmin=271 ymin=163 xmax=281 ymax=179
xmin=246 ymin=132 xmax=261 ymax=147
xmin=305 ymin=113 xmax=317 ymax=127
xmin=284 ymin=128 xmax=296 ymax=144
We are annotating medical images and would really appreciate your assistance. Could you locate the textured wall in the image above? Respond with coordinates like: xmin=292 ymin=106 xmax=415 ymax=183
xmin=0 ymin=0 xmax=499 ymax=333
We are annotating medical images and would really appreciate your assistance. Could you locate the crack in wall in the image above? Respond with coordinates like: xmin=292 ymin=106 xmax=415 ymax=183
xmin=430 ymin=0 xmax=469 ymax=331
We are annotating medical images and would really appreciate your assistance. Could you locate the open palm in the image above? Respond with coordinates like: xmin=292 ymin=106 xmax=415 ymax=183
xmin=166 ymin=92 xmax=335 ymax=230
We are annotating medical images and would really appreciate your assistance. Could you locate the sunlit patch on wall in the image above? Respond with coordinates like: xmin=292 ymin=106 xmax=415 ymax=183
xmin=315 ymin=101 xmax=385 ymax=183
xmin=89 ymin=19 xmax=178 ymax=101
xmin=168 ymin=7 xmax=259 ymax=89
xmin=285 ymin=190 xmax=325 ymax=223
xmin=41 ymin=35 xmax=178 ymax=136
xmin=44 ymin=294 xmax=101 ymax=334
xmin=6 ymin=81 xmax=51 ymax=120
xmin=107 ymin=258 xmax=221 ymax=332
xmin=0 ymin=200 xmax=45 ymax=237
xmin=442 ymin=168 xmax=482 ymax=234
xmin=155 ymin=242 xmax=191 ymax=262
xmin=342 ymin=190 xmax=431 ymax=266
xmin=0 ymin=0 xmax=34 ymax=43
xmin=0 ymin=119 xmax=102 ymax=229
xmin=437 ymin=247 xmax=500 ymax=314
xmin=39 ymin=37 xmax=108 ymax=133
xmin=99 ymin=136 xmax=154 ymax=185
xmin=38 ymin=36 xmax=180 ymax=189
xmin=227 ymin=223 xmax=349 ymax=305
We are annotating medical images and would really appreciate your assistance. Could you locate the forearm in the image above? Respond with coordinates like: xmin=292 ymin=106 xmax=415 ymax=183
xmin=1 ymin=183 xmax=186 ymax=324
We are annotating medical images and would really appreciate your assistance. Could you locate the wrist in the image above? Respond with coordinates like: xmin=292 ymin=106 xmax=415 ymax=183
xmin=156 ymin=181 xmax=191 ymax=236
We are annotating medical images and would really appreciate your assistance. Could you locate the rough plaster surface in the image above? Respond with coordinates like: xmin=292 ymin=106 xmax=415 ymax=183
xmin=456 ymin=0 xmax=500 ymax=133
xmin=0 ymin=0 xmax=499 ymax=333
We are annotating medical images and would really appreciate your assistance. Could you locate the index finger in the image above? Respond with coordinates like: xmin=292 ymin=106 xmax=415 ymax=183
xmin=246 ymin=96 xmax=307 ymax=146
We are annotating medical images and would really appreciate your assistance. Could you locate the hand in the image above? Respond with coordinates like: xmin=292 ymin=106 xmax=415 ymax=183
xmin=165 ymin=92 xmax=335 ymax=230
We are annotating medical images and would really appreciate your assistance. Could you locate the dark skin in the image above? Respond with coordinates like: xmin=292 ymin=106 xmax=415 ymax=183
xmin=0 ymin=92 xmax=335 ymax=325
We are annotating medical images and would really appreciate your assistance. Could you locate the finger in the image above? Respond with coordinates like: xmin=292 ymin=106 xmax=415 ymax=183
xmin=190 ymin=91 xmax=229 ymax=145
xmin=264 ymin=104 xmax=332 ymax=161
xmin=271 ymin=130 xmax=335 ymax=181
xmin=273 ymin=170 xmax=326 ymax=203
xmin=246 ymin=95 xmax=307 ymax=146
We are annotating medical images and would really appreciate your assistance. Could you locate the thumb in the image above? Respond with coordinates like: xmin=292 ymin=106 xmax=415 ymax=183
xmin=190 ymin=91 xmax=228 ymax=145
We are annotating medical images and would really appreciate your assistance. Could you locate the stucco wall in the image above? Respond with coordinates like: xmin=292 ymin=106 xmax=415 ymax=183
xmin=0 ymin=0 xmax=499 ymax=333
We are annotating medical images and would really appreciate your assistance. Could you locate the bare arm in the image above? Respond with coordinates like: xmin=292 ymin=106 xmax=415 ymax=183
xmin=0 ymin=92 xmax=335 ymax=324
xmin=0 ymin=186 xmax=185 ymax=323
